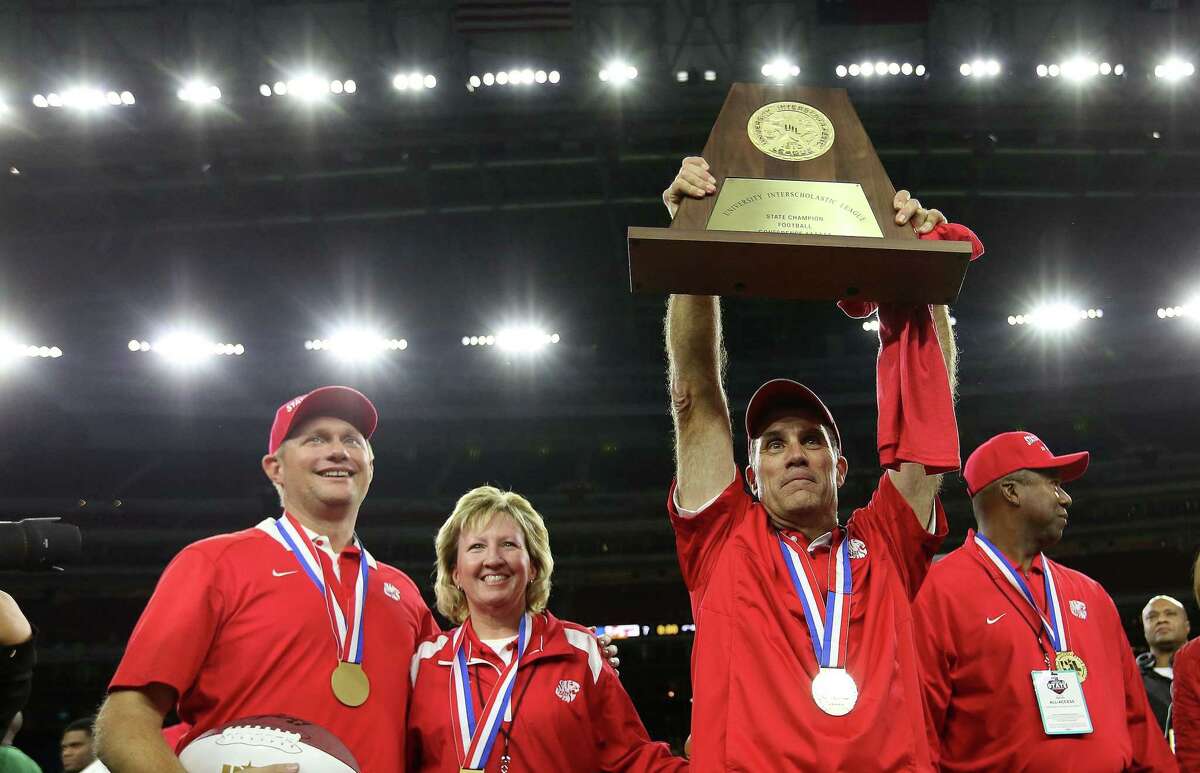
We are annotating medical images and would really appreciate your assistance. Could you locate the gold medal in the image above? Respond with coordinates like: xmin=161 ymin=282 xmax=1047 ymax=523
xmin=331 ymin=661 xmax=370 ymax=707
xmin=1054 ymin=650 xmax=1088 ymax=682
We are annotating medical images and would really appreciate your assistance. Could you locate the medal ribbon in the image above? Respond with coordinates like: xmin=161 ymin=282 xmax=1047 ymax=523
xmin=449 ymin=613 xmax=534 ymax=770
xmin=974 ymin=533 xmax=1068 ymax=652
xmin=274 ymin=513 xmax=369 ymax=664
xmin=778 ymin=531 xmax=852 ymax=668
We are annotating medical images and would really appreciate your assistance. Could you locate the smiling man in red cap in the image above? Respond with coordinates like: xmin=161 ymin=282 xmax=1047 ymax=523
xmin=663 ymin=159 xmax=963 ymax=771
xmin=95 ymin=386 xmax=439 ymax=773
xmin=913 ymin=431 xmax=1176 ymax=772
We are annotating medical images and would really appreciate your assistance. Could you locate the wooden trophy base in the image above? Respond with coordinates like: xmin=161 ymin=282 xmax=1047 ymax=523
xmin=628 ymin=227 xmax=971 ymax=304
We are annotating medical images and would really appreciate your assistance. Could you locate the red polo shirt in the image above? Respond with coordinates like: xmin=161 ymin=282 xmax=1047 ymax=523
xmin=913 ymin=531 xmax=1176 ymax=772
xmin=670 ymin=471 xmax=946 ymax=772
xmin=110 ymin=518 xmax=439 ymax=771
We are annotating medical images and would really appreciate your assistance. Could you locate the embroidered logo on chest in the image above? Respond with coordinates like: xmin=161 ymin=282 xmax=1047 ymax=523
xmin=383 ymin=582 xmax=401 ymax=601
xmin=555 ymin=679 xmax=581 ymax=703
xmin=1070 ymin=599 xmax=1087 ymax=620
xmin=848 ymin=538 xmax=868 ymax=560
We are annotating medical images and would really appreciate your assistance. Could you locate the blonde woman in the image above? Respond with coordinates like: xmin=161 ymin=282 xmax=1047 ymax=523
xmin=406 ymin=486 xmax=687 ymax=772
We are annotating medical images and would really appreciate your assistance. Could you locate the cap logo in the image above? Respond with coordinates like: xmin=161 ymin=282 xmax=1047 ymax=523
xmin=1023 ymin=433 xmax=1050 ymax=453
xmin=284 ymin=396 xmax=305 ymax=414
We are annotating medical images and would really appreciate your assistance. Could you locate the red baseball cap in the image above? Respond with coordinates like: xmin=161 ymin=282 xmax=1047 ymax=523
xmin=963 ymin=431 xmax=1089 ymax=496
xmin=268 ymin=386 xmax=378 ymax=454
xmin=745 ymin=379 xmax=841 ymax=449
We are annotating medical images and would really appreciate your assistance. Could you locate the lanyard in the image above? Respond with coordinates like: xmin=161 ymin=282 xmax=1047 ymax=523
xmin=273 ymin=513 xmax=369 ymax=664
xmin=778 ymin=530 xmax=852 ymax=668
xmin=450 ymin=613 xmax=534 ymax=771
xmin=974 ymin=532 xmax=1069 ymax=653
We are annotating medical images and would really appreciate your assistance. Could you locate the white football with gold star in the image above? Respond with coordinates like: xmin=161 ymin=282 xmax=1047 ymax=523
xmin=178 ymin=715 xmax=358 ymax=772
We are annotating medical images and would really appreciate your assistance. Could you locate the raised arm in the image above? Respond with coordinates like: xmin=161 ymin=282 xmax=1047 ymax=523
xmin=886 ymin=190 xmax=954 ymax=524
xmin=664 ymin=158 xmax=736 ymax=509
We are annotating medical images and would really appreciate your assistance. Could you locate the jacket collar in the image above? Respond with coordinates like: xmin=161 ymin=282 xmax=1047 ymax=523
xmin=434 ymin=611 xmax=573 ymax=668
xmin=255 ymin=515 xmax=379 ymax=569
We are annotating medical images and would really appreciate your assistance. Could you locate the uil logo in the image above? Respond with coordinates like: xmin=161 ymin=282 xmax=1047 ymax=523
xmin=555 ymin=679 xmax=581 ymax=703
xmin=1070 ymin=600 xmax=1088 ymax=620
xmin=1046 ymin=676 xmax=1069 ymax=695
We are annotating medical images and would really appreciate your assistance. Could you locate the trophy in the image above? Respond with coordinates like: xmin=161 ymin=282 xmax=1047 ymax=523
xmin=628 ymin=84 xmax=972 ymax=303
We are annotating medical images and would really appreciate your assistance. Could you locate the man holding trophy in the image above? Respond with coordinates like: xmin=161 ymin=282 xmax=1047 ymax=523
xmin=649 ymin=80 xmax=983 ymax=773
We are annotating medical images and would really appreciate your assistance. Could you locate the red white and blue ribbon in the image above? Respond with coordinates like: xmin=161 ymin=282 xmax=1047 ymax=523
xmin=778 ymin=531 xmax=852 ymax=668
xmin=274 ymin=513 xmax=369 ymax=664
xmin=450 ymin=613 xmax=534 ymax=770
xmin=974 ymin=532 xmax=1068 ymax=652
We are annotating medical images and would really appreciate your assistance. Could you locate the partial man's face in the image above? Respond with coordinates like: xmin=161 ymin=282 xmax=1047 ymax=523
xmin=266 ymin=416 xmax=374 ymax=513
xmin=749 ymin=407 xmax=846 ymax=526
xmin=60 ymin=729 xmax=95 ymax=772
xmin=1013 ymin=470 xmax=1072 ymax=548
xmin=1143 ymin=598 xmax=1190 ymax=651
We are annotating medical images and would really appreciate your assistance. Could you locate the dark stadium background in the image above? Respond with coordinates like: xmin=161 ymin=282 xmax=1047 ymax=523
xmin=2 ymin=0 xmax=1199 ymax=767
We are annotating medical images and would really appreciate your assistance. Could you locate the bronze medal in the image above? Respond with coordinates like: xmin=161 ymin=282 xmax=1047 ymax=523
xmin=331 ymin=661 xmax=370 ymax=707
xmin=1054 ymin=650 xmax=1088 ymax=682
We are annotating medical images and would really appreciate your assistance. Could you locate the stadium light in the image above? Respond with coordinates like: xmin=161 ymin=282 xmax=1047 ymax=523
xmin=960 ymin=59 xmax=1001 ymax=78
xmin=1157 ymin=297 xmax=1197 ymax=320
xmin=704 ymin=70 xmax=717 ymax=81
xmin=463 ymin=328 xmax=560 ymax=353
xmin=305 ymin=329 xmax=407 ymax=362
xmin=260 ymin=74 xmax=355 ymax=100
xmin=1155 ymin=58 xmax=1195 ymax=81
xmin=1006 ymin=304 xmax=1103 ymax=331
xmin=393 ymin=72 xmax=437 ymax=91
xmin=0 ymin=336 xmax=63 ymax=363
xmin=761 ymin=59 xmax=800 ymax=81
xmin=177 ymin=80 xmax=221 ymax=103
xmin=33 ymin=86 xmax=136 ymax=110
xmin=130 ymin=332 xmax=244 ymax=365
xmin=599 ymin=61 xmax=638 ymax=85
xmin=837 ymin=61 xmax=922 ymax=78
xmin=467 ymin=67 xmax=556 ymax=92
xmin=1036 ymin=57 xmax=1122 ymax=81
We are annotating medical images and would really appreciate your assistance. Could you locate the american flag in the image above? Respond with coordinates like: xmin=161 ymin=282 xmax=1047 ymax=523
xmin=454 ymin=0 xmax=574 ymax=34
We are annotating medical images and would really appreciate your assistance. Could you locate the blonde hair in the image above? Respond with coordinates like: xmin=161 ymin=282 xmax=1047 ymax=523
xmin=435 ymin=486 xmax=554 ymax=624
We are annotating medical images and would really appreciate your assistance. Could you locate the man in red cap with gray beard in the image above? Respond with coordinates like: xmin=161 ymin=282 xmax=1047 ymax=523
xmin=913 ymin=431 xmax=1176 ymax=771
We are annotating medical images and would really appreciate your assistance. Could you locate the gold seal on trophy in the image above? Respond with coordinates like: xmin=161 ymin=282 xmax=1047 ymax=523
xmin=1054 ymin=650 xmax=1088 ymax=682
xmin=747 ymin=102 xmax=836 ymax=162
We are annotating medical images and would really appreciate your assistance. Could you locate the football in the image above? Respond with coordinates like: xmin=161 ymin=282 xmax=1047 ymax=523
xmin=178 ymin=715 xmax=359 ymax=772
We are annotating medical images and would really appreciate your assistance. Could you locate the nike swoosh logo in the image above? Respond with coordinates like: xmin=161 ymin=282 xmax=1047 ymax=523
xmin=987 ymin=614 xmax=1006 ymax=625
xmin=272 ymin=569 xmax=298 ymax=577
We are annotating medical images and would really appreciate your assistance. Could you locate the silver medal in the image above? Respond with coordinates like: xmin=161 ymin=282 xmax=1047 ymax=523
xmin=811 ymin=667 xmax=858 ymax=716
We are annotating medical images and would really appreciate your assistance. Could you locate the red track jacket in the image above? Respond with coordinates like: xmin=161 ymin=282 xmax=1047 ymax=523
xmin=407 ymin=610 xmax=687 ymax=772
